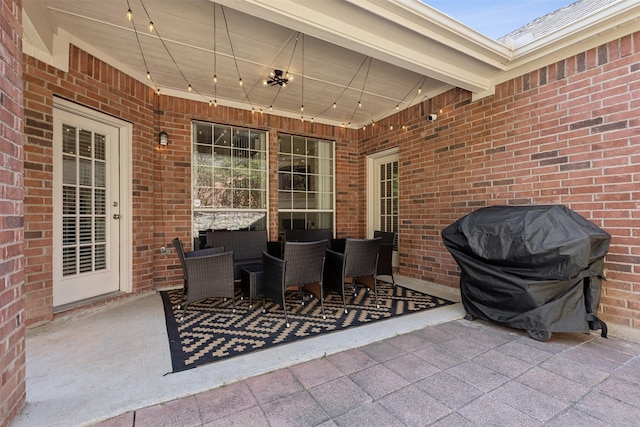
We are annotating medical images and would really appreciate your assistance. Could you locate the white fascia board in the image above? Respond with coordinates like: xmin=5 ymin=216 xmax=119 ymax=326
xmin=354 ymin=0 xmax=512 ymax=67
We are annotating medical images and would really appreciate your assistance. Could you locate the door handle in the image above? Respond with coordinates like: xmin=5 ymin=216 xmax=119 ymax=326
xmin=113 ymin=214 xmax=120 ymax=219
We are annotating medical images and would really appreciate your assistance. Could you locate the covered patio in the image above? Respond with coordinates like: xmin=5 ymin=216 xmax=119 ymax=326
xmin=3 ymin=0 xmax=640 ymax=425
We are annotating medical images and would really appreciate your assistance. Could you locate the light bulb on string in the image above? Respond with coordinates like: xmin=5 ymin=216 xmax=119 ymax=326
xmin=238 ymin=78 xmax=243 ymax=86
xmin=214 ymin=99 xmax=218 ymax=107
xmin=148 ymin=21 xmax=154 ymax=32
xmin=146 ymin=71 xmax=151 ymax=80
xmin=188 ymin=84 xmax=192 ymax=92
xmin=358 ymin=101 xmax=362 ymax=108
xmin=269 ymin=105 xmax=273 ymax=111
xmin=126 ymin=9 xmax=133 ymax=21
xmin=300 ymin=105 xmax=304 ymax=113
xmin=332 ymin=102 xmax=337 ymax=109
xmin=395 ymin=105 xmax=400 ymax=111
xmin=213 ymin=75 xmax=217 ymax=84
xmin=209 ymin=100 xmax=213 ymax=106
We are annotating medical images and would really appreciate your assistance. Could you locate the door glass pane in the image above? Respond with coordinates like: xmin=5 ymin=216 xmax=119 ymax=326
xmin=61 ymin=123 xmax=108 ymax=277
xmin=378 ymin=159 xmax=398 ymax=250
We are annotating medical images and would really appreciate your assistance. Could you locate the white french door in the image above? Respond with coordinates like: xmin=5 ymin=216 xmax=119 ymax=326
xmin=52 ymin=107 xmax=122 ymax=307
xmin=367 ymin=148 xmax=399 ymax=264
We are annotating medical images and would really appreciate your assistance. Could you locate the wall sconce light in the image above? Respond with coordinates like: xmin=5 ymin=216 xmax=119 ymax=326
xmin=159 ymin=130 xmax=169 ymax=146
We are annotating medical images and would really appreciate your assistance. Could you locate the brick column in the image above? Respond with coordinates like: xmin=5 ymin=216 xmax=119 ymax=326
xmin=0 ymin=0 xmax=26 ymax=425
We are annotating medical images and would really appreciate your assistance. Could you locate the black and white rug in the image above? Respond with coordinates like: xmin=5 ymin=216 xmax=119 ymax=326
xmin=160 ymin=282 xmax=454 ymax=372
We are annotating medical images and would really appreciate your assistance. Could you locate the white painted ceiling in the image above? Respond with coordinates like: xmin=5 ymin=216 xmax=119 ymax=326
xmin=22 ymin=0 xmax=640 ymax=127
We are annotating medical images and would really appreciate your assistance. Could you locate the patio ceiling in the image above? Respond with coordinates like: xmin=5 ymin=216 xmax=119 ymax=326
xmin=22 ymin=0 xmax=640 ymax=128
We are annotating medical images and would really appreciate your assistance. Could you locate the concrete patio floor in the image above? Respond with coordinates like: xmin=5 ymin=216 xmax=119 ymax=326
xmin=13 ymin=277 xmax=640 ymax=426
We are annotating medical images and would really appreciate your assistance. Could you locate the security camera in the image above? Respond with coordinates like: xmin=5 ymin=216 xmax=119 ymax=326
xmin=427 ymin=113 xmax=437 ymax=122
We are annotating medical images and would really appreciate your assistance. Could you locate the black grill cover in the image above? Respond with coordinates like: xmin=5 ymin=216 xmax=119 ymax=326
xmin=441 ymin=205 xmax=610 ymax=338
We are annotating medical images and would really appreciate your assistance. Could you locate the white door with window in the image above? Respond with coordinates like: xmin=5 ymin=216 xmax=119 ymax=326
xmin=52 ymin=106 xmax=125 ymax=307
xmin=367 ymin=149 xmax=399 ymax=266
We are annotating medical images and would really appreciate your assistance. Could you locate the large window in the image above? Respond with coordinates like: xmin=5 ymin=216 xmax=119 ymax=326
xmin=192 ymin=122 xmax=268 ymax=235
xmin=278 ymin=134 xmax=334 ymax=236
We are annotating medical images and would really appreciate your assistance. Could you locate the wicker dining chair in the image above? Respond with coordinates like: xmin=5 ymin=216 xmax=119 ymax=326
xmin=261 ymin=240 xmax=327 ymax=327
xmin=172 ymin=237 xmax=235 ymax=321
xmin=324 ymin=237 xmax=382 ymax=313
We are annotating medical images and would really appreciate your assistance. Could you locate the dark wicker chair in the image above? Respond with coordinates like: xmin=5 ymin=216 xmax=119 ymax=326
xmin=261 ymin=240 xmax=327 ymax=327
xmin=324 ymin=238 xmax=381 ymax=313
xmin=172 ymin=237 xmax=235 ymax=321
xmin=374 ymin=230 xmax=395 ymax=285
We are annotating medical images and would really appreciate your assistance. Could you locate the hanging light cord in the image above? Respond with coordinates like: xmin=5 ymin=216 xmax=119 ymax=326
xmin=347 ymin=56 xmax=372 ymax=125
xmin=268 ymin=31 xmax=300 ymax=109
xmin=220 ymin=5 xmax=254 ymax=110
xmin=126 ymin=0 xmax=157 ymax=88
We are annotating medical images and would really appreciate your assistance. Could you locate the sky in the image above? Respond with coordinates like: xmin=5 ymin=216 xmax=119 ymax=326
xmin=425 ymin=0 xmax=577 ymax=40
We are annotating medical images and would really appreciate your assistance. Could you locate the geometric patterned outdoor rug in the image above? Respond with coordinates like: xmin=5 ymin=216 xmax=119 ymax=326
xmin=160 ymin=281 xmax=454 ymax=373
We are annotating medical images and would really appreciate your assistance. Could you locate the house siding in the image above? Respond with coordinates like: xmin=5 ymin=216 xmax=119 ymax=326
xmin=360 ymin=33 xmax=640 ymax=334
xmin=0 ymin=0 xmax=25 ymax=425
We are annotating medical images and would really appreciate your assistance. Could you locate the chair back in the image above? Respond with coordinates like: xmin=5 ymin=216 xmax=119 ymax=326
xmin=206 ymin=230 xmax=267 ymax=260
xmin=283 ymin=240 xmax=327 ymax=287
xmin=373 ymin=230 xmax=395 ymax=246
xmin=284 ymin=229 xmax=333 ymax=248
xmin=343 ymin=238 xmax=381 ymax=278
xmin=173 ymin=237 xmax=224 ymax=282
xmin=172 ymin=238 xmax=188 ymax=281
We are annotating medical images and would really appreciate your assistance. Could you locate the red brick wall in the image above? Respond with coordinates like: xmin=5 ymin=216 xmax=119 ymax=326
xmin=0 ymin=0 xmax=25 ymax=424
xmin=23 ymin=46 xmax=157 ymax=324
xmin=360 ymin=33 xmax=640 ymax=332
xmin=22 ymin=45 xmax=362 ymax=320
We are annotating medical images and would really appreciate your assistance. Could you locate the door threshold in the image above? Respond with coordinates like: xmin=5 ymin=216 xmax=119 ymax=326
xmin=53 ymin=291 xmax=126 ymax=315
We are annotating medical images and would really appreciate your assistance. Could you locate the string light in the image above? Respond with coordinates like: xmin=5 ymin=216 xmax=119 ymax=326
xmin=213 ymin=75 xmax=217 ymax=83
xmin=188 ymin=84 xmax=192 ymax=92
xmin=333 ymin=102 xmax=337 ymax=109
xmin=148 ymin=21 xmax=154 ymax=32
xmin=146 ymin=71 xmax=151 ymax=80
xmin=358 ymin=101 xmax=362 ymax=108
xmin=238 ymin=78 xmax=243 ymax=86
xmin=126 ymin=9 xmax=133 ymax=20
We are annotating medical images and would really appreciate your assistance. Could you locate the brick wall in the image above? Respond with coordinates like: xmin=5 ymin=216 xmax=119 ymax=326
xmin=0 ymin=0 xmax=25 ymax=425
xmin=22 ymin=45 xmax=362 ymax=320
xmin=360 ymin=33 xmax=640 ymax=334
